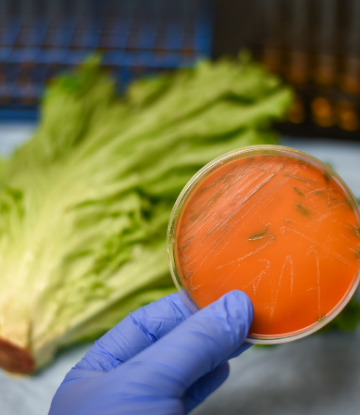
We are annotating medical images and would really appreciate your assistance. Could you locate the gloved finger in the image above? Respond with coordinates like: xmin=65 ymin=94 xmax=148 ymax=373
xmin=111 ymin=290 xmax=253 ymax=397
xmin=181 ymin=343 xmax=252 ymax=414
xmin=75 ymin=292 xmax=194 ymax=372
xmin=226 ymin=341 xmax=253 ymax=361
xmin=183 ymin=362 xmax=230 ymax=413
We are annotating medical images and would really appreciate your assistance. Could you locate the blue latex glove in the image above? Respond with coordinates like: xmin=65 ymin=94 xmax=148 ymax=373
xmin=49 ymin=290 xmax=253 ymax=415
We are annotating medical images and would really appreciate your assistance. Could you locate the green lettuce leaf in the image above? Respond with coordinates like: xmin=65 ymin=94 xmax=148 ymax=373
xmin=0 ymin=55 xmax=292 ymax=372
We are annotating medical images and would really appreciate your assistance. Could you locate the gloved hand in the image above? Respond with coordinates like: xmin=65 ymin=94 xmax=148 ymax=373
xmin=49 ymin=290 xmax=253 ymax=415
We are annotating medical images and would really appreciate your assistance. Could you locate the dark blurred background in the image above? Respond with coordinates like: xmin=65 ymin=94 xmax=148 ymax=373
xmin=0 ymin=0 xmax=213 ymax=119
xmin=1 ymin=0 xmax=360 ymax=139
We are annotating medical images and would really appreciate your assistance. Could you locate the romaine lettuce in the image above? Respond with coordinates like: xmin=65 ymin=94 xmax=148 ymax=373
xmin=0 ymin=55 xmax=292 ymax=373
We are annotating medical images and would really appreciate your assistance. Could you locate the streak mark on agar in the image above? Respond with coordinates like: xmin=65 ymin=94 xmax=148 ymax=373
xmin=307 ymin=247 xmax=321 ymax=318
xmin=271 ymin=255 xmax=293 ymax=318
xmin=191 ymin=174 xmax=276 ymax=274
xmin=243 ymin=259 xmax=270 ymax=294
xmin=286 ymin=225 xmax=350 ymax=265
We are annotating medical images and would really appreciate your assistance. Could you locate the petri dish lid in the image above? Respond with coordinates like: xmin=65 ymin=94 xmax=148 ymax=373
xmin=167 ymin=145 xmax=360 ymax=344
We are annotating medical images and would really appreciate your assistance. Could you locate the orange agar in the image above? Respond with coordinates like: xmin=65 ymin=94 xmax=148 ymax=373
xmin=172 ymin=149 xmax=360 ymax=341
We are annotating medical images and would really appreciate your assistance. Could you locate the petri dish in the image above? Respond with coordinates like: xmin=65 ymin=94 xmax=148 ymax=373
xmin=167 ymin=145 xmax=360 ymax=344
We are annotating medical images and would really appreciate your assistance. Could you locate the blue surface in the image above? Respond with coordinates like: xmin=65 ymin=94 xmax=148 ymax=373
xmin=0 ymin=128 xmax=360 ymax=415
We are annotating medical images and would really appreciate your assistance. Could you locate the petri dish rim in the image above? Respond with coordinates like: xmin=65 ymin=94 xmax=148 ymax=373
xmin=166 ymin=145 xmax=360 ymax=344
